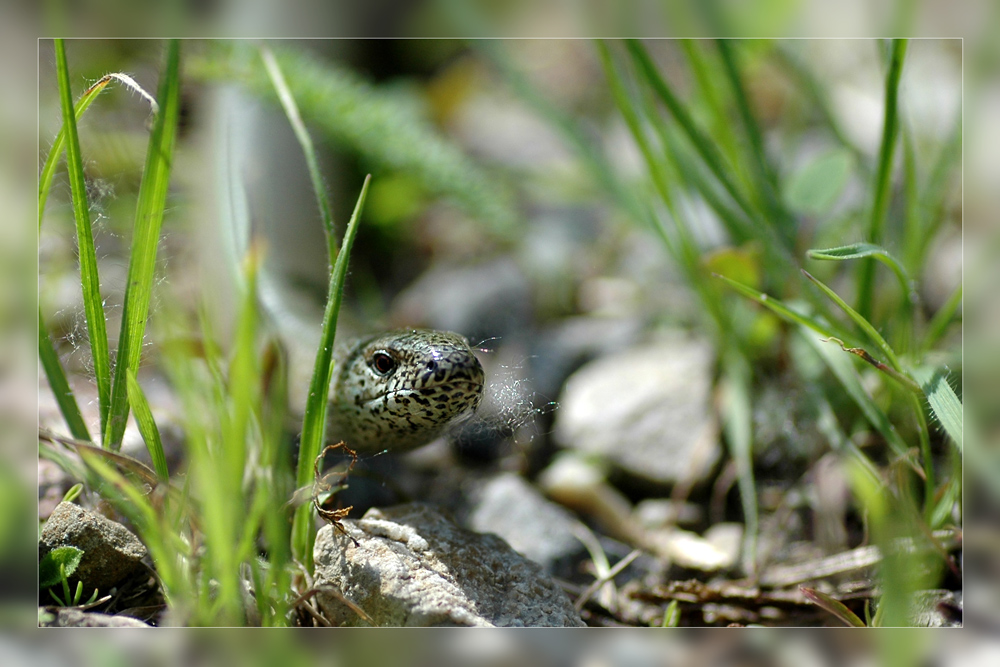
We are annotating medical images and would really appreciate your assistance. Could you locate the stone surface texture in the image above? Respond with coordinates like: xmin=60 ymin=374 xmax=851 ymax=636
xmin=314 ymin=503 xmax=584 ymax=627
xmin=39 ymin=501 xmax=148 ymax=592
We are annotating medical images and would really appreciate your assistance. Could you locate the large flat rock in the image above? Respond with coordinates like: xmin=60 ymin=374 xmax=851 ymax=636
xmin=314 ymin=503 xmax=584 ymax=627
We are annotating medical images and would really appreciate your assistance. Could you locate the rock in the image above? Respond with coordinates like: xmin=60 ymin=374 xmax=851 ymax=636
xmin=39 ymin=607 xmax=151 ymax=627
xmin=909 ymin=589 xmax=962 ymax=628
xmin=465 ymin=473 xmax=584 ymax=576
xmin=313 ymin=503 xmax=584 ymax=627
xmin=553 ymin=336 xmax=719 ymax=485
xmin=39 ymin=502 xmax=148 ymax=593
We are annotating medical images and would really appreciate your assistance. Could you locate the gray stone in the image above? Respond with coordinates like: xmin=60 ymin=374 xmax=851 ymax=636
xmin=909 ymin=589 xmax=962 ymax=628
xmin=466 ymin=473 xmax=583 ymax=575
xmin=39 ymin=607 xmax=151 ymax=627
xmin=553 ymin=337 xmax=719 ymax=485
xmin=39 ymin=502 xmax=148 ymax=592
xmin=313 ymin=503 xmax=584 ymax=627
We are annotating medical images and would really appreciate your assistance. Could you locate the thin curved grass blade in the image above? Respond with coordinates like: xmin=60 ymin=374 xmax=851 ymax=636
xmin=104 ymin=40 xmax=182 ymax=449
xmin=54 ymin=39 xmax=112 ymax=439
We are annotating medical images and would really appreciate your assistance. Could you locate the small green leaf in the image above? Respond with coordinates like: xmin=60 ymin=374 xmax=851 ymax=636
xmin=39 ymin=546 xmax=84 ymax=588
xmin=785 ymin=149 xmax=853 ymax=216
xmin=62 ymin=483 xmax=84 ymax=504
xmin=661 ymin=599 xmax=681 ymax=627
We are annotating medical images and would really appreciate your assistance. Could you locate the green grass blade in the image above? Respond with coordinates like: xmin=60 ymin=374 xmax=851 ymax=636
xmin=293 ymin=175 xmax=371 ymax=567
xmin=801 ymin=587 xmax=867 ymax=627
xmin=677 ymin=40 xmax=743 ymax=175
xmin=808 ymin=243 xmax=911 ymax=288
xmin=626 ymin=41 xmax=762 ymax=240
xmin=126 ymin=369 xmax=169 ymax=481
xmin=911 ymin=366 xmax=963 ymax=451
xmin=39 ymin=309 xmax=91 ymax=442
xmin=713 ymin=39 xmax=793 ymax=242
xmin=802 ymin=332 xmax=912 ymax=461
xmin=627 ymin=39 xmax=796 ymax=276
xmin=260 ymin=45 xmax=337 ymax=259
xmin=807 ymin=243 xmax=919 ymax=333
xmin=596 ymin=41 xmax=679 ymax=252
xmin=39 ymin=72 xmax=158 ymax=231
xmin=104 ymin=40 xmax=181 ymax=450
xmin=857 ymin=38 xmax=908 ymax=320
xmin=661 ymin=599 xmax=681 ymax=627
xmin=802 ymin=269 xmax=903 ymax=374
xmin=713 ymin=273 xmax=844 ymax=341
xmin=54 ymin=39 xmax=112 ymax=439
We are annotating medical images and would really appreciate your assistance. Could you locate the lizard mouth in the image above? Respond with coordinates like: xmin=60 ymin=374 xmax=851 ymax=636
xmin=364 ymin=379 xmax=485 ymax=406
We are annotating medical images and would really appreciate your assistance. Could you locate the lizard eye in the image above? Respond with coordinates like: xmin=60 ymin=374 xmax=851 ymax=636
xmin=369 ymin=351 xmax=397 ymax=376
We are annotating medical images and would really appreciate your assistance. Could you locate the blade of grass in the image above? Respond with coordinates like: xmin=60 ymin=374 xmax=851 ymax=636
xmin=54 ymin=38 xmax=112 ymax=440
xmin=713 ymin=272 xmax=857 ymax=345
xmin=801 ymin=586 xmax=867 ymax=627
xmin=597 ymin=41 xmax=731 ymax=338
xmin=126 ymin=369 xmax=169 ymax=481
xmin=626 ymin=41 xmax=777 ymax=248
xmin=75 ymin=447 xmax=185 ymax=608
xmin=39 ymin=72 xmax=158 ymax=231
xmin=627 ymin=39 xmax=798 ymax=279
xmin=292 ymin=175 xmax=371 ymax=567
xmin=39 ymin=309 xmax=91 ymax=441
xmin=713 ymin=39 xmax=795 ymax=243
xmin=260 ymin=45 xmax=336 ymax=260
xmin=661 ymin=599 xmax=681 ymax=627
xmin=104 ymin=40 xmax=181 ymax=450
xmin=596 ymin=41 xmax=680 ymax=254
xmin=677 ymin=40 xmax=743 ymax=178
xmin=807 ymin=242 xmax=919 ymax=356
xmin=802 ymin=270 xmax=904 ymax=375
xmin=807 ymin=244 xmax=916 ymax=309
xmin=906 ymin=388 xmax=936 ymax=504
xmin=802 ymin=332 xmax=912 ymax=461
xmin=857 ymin=38 xmax=908 ymax=321
xmin=257 ymin=45 xmax=372 ymax=567
xmin=911 ymin=365 xmax=962 ymax=451
xmin=713 ymin=270 xmax=902 ymax=441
